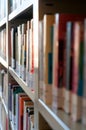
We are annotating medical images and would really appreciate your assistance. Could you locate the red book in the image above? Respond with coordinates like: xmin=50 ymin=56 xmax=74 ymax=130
xmin=18 ymin=95 xmax=31 ymax=130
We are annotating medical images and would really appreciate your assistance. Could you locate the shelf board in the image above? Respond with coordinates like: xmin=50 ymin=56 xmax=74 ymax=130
xmin=38 ymin=99 xmax=70 ymax=130
xmin=0 ymin=17 xmax=6 ymax=27
xmin=9 ymin=0 xmax=33 ymax=21
xmin=38 ymin=99 xmax=86 ymax=130
xmin=1 ymin=98 xmax=8 ymax=115
xmin=9 ymin=67 xmax=35 ymax=102
xmin=0 ymin=57 xmax=8 ymax=69
xmin=10 ymin=121 xmax=14 ymax=130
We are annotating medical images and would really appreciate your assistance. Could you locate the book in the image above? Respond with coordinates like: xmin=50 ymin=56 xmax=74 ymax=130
xmin=23 ymin=100 xmax=33 ymax=130
xmin=10 ymin=27 xmax=17 ymax=69
xmin=8 ymin=84 xmax=19 ymax=121
xmin=43 ymin=14 xmax=55 ymax=106
xmin=26 ymin=20 xmax=30 ymax=86
xmin=28 ymin=19 xmax=35 ymax=90
xmin=21 ymin=23 xmax=27 ymax=80
xmin=71 ymin=22 xmax=84 ymax=121
xmin=52 ymin=14 xmax=68 ymax=111
xmin=17 ymin=24 xmax=22 ymax=76
xmin=71 ymin=22 xmax=82 ymax=121
xmin=15 ymin=28 xmax=18 ymax=73
xmin=3 ymin=72 xmax=8 ymax=108
xmin=27 ymin=107 xmax=34 ymax=130
xmin=11 ymin=85 xmax=24 ymax=126
xmin=39 ymin=20 xmax=44 ymax=101
xmin=64 ymin=22 xmax=73 ymax=114
xmin=52 ymin=22 xmax=58 ymax=114
xmin=0 ymin=70 xmax=5 ymax=95
xmin=82 ymin=19 xmax=86 ymax=125
xmin=15 ymin=93 xmax=26 ymax=130
xmin=18 ymin=94 xmax=31 ymax=130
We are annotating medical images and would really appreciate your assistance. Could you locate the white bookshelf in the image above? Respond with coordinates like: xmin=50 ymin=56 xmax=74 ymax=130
xmin=0 ymin=0 xmax=86 ymax=130
xmin=38 ymin=99 xmax=70 ymax=130
xmin=1 ymin=98 xmax=8 ymax=115
xmin=0 ymin=57 xmax=8 ymax=69
xmin=0 ymin=93 xmax=8 ymax=115
xmin=0 ymin=17 xmax=7 ymax=27
xmin=8 ymin=0 xmax=33 ymax=21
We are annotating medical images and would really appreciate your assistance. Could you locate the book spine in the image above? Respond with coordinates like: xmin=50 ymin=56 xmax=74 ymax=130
xmin=82 ymin=19 xmax=86 ymax=125
xmin=39 ymin=20 xmax=44 ymax=101
xmin=71 ymin=22 xmax=81 ymax=121
xmin=43 ymin=14 xmax=55 ymax=106
xmin=64 ymin=22 xmax=73 ymax=114
xmin=52 ymin=22 xmax=58 ymax=114
xmin=71 ymin=22 xmax=84 ymax=122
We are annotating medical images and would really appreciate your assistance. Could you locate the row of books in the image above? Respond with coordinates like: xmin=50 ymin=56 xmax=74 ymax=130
xmin=0 ymin=28 xmax=7 ymax=61
xmin=0 ymin=0 xmax=6 ymax=20
xmin=0 ymin=100 xmax=8 ymax=130
xmin=10 ymin=19 xmax=34 ymax=90
xmin=10 ymin=0 xmax=27 ymax=12
xmin=8 ymin=83 xmax=34 ymax=130
xmin=39 ymin=14 xmax=86 ymax=125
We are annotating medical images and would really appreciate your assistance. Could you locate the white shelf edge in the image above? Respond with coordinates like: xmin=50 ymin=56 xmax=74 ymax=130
xmin=10 ymin=121 xmax=14 ymax=130
xmin=0 ymin=57 xmax=8 ymax=69
xmin=38 ymin=99 xmax=70 ymax=130
xmin=1 ymin=98 xmax=8 ymax=115
xmin=0 ymin=92 xmax=8 ymax=115
xmin=9 ymin=0 xmax=33 ymax=21
xmin=0 ymin=17 xmax=7 ymax=27
xmin=9 ymin=67 xmax=35 ymax=102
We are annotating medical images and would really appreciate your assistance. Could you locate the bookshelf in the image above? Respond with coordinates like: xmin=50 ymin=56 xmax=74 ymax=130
xmin=0 ymin=0 xmax=86 ymax=130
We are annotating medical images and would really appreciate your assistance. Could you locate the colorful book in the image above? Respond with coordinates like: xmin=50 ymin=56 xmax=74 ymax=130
xmin=43 ymin=14 xmax=55 ymax=106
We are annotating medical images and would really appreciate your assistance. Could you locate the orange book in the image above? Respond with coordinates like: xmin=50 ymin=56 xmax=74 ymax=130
xmin=18 ymin=95 xmax=31 ymax=130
